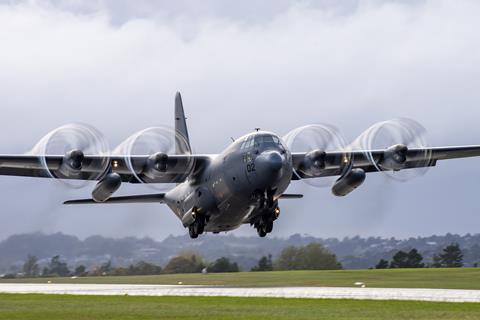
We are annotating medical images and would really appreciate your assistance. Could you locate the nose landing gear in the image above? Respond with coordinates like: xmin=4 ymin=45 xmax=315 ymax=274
xmin=250 ymin=189 xmax=280 ymax=238
xmin=254 ymin=209 xmax=279 ymax=237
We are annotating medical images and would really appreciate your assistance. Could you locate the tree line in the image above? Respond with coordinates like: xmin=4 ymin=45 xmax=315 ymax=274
xmin=7 ymin=242 xmax=472 ymax=279
xmin=7 ymin=242 xmax=341 ymax=278
xmin=375 ymin=243 xmax=466 ymax=269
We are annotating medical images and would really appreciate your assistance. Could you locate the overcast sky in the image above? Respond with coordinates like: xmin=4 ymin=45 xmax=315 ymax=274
xmin=0 ymin=0 xmax=479 ymax=240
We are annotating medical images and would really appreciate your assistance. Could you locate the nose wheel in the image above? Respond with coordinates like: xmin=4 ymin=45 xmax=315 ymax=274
xmin=256 ymin=220 xmax=273 ymax=237
xmin=256 ymin=189 xmax=276 ymax=210
xmin=252 ymin=189 xmax=280 ymax=237
xmin=257 ymin=224 xmax=267 ymax=237
xmin=254 ymin=206 xmax=279 ymax=238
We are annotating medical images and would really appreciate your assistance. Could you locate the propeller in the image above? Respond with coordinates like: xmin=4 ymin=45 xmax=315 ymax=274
xmin=113 ymin=126 xmax=195 ymax=189
xmin=349 ymin=118 xmax=432 ymax=182
xmin=283 ymin=124 xmax=351 ymax=188
xmin=29 ymin=123 xmax=110 ymax=188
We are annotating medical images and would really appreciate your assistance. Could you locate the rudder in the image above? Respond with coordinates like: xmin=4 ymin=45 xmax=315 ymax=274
xmin=174 ymin=92 xmax=191 ymax=153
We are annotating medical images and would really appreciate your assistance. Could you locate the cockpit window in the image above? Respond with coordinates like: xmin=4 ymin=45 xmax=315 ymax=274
xmin=240 ymin=136 xmax=255 ymax=149
xmin=240 ymin=138 xmax=248 ymax=149
xmin=240 ymin=134 xmax=284 ymax=150
xmin=254 ymin=134 xmax=281 ymax=148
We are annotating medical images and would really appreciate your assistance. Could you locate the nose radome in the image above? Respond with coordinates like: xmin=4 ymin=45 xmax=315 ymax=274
xmin=253 ymin=150 xmax=286 ymax=190
xmin=268 ymin=151 xmax=283 ymax=171
xmin=255 ymin=151 xmax=283 ymax=173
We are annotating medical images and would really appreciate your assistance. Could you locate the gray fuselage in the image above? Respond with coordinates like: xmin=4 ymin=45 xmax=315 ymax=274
xmin=164 ymin=131 xmax=293 ymax=232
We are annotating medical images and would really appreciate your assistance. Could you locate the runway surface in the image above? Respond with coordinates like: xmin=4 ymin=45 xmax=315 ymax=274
xmin=1 ymin=283 xmax=479 ymax=302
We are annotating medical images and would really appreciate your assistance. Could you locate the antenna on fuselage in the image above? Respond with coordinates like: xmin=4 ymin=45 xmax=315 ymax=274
xmin=255 ymin=128 xmax=261 ymax=132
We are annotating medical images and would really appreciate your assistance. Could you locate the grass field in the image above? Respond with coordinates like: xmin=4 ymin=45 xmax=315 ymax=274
xmin=1 ymin=268 xmax=480 ymax=289
xmin=0 ymin=294 xmax=479 ymax=320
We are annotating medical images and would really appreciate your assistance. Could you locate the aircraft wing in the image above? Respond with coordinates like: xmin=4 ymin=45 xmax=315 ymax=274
xmin=0 ymin=154 xmax=213 ymax=183
xmin=291 ymin=145 xmax=480 ymax=179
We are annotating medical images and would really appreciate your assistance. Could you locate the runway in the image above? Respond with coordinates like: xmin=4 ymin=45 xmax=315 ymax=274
xmin=0 ymin=283 xmax=479 ymax=302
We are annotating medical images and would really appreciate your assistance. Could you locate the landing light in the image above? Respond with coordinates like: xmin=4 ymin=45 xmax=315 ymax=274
xmin=112 ymin=160 xmax=119 ymax=168
xmin=274 ymin=207 xmax=281 ymax=217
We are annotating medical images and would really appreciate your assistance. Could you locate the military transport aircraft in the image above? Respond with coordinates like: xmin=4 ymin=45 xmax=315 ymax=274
xmin=1 ymin=92 xmax=479 ymax=238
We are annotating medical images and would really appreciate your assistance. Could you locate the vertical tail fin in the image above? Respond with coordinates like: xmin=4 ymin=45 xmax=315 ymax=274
xmin=175 ymin=92 xmax=191 ymax=153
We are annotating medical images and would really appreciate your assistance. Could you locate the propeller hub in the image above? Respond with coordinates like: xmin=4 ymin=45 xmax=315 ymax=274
xmin=147 ymin=152 xmax=169 ymax=172
xmin=65 ymin=149 xmax=85 ymax=170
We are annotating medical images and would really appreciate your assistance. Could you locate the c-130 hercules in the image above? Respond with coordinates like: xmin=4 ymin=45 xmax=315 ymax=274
xmin=1 ymin=92 xmax=480 ymax=238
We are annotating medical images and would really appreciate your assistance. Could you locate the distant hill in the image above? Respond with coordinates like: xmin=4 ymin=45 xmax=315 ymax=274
xmin=0 ymin=232 xmax=479 ymax=273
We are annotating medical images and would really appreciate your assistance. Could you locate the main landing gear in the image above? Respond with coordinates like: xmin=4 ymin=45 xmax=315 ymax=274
xmin=188 ymin=215 xmax=206 ymax=239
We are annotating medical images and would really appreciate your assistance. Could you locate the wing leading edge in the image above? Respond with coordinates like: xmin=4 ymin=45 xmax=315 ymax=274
xmin=292 ymin=145 xmax=480 ymax=179
xmin=0 ymin=154 xmax=213 ymax=183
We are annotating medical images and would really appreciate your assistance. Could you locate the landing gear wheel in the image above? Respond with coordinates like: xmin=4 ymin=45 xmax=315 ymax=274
xmin=194 ymin=218 xmax=205 ymax=235
xmin=257 ymin=225 xmax=267 ymax=237
xmin=189 ymin=216 xmax=206 ymax=239
xmin=188 ymin=225 xmax=198 ymax=239
xmin=265 ymin=221 xmax=273 ymax=233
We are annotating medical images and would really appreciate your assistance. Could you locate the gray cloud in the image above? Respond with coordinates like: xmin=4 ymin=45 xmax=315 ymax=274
xmin=0 ymin=0 xmax=479 ymax=240
xmin=1 ymin=0 xmax=361 ymax=25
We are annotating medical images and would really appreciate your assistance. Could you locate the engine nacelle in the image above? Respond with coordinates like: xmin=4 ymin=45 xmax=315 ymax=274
xmin=331 ymin=168 xmax=366 ymax=197
xmin=57 ymin=149 xmax=84 ymax=177
xmin=92 ymin=173 xmax=122 ymax=202
xmin=380 ymin=144 xmax=408 ymax=171
xmin=299 ymin=149 xmax=326 ymax=176
xmin=143 ymin=152 xmax=169 ymax=179
xmin=65 ymin=150 xmax=84 ymax=170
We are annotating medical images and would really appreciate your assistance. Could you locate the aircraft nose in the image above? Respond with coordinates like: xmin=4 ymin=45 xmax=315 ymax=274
xmin=267 ymin=151 xmax=283 ymax=171
xmin=254 ymin=150 xmax=284 ymax=186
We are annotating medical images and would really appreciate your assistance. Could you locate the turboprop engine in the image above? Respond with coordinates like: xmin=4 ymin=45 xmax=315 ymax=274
xmin=113 ymin=126 xmax=194 ymax=187
xmin=29 ymin=123 xmax=110 ymax=188
xmin=144 ymin=152 xmax=169 ymax=178
xmin=283 ymin=124 xmax=352 ymax=188
xmin=350 ymin=118 xmax=432 ymax=182
xmin=379 ymin=144 xmax=408 ymax=171
xmin=297 ymin=149 xmax=326 ymax=176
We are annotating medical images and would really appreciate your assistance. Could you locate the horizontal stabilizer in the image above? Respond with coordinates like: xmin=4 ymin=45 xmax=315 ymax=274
xmin=64 ymin=193 xmax=165 ymax=205
xmin=279 ymin=194 xmax=303 ymax=199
